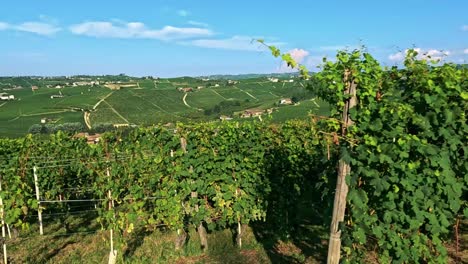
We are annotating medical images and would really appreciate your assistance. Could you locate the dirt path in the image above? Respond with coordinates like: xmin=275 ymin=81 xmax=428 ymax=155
xmin=93 ymin=92 xmax=114 ymax=110
xmin=8 ymin=109 xmax=70 ymax=123
xmin=85 ymin=91 xmax=114 ymax=129
xmin=21 ymin=110 xmax=69 ymax=116
xmin=0 ymin=102 xmax=7 ymax=108
xmin=182 ymin=93 xmax=191 ymax=108
xmin=84 ymin=112 xmax=91 ymax=129
xmin=8 ymin=116 xmax=20 ymax=122
xmin=182 ymin=93 xmax=203 ymax=111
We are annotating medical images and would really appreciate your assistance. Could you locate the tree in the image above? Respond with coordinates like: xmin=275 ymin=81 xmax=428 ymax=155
xmin=28 ymin=124 xmax=43 ymax=134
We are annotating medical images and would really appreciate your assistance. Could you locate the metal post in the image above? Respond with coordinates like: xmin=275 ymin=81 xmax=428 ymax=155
xmin=33 ymin=166 xmax=43 ymax=235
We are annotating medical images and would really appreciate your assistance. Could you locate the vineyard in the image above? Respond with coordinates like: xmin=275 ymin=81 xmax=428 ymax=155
xmin=0 ymin=49 xmax=466 ymax=263
xmin=0 ymin=120 xmax=335 ymax=263
xmin=0 ymin=76 xmax=328 ymax=138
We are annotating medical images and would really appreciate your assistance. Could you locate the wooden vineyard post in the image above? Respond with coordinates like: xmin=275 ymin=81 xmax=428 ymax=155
xmin=107 ymin=165 xmax=117 ymax=264
xmin=192 ymin=191 xmax=208 ymax=252
xmin=0 ymin=175 xmax=8 ymax=264
xmin=33 ymin=166 xmax=43 ymax=235
xmin=327 ymin=70 xmax=357 ymax=264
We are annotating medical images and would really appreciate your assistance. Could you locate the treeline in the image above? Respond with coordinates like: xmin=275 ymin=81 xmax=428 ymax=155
xmin=28 ymin=123 xmax=131 ymax=134
xmin=28 ymin=122 xmax=84 ymax=134
xmin=203 ymin=100 xmax=246 ymax=116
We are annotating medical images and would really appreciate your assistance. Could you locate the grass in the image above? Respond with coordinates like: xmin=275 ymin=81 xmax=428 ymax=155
xmin=8 ymin=213 xmax=465 ymax=263
xmin=5 ymin=213 xmax=327 ymax=264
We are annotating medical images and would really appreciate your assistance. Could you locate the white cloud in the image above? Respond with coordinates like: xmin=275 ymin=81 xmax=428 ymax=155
xmin=425 ymin=49 xmax=450 ymax=60
xmin=388 ymin=51 xmax=405 ymax=62
xmin=464 ymin=48 xmax=468 ymax=54
xmin=0 ymin=21 xmax=60 ymax=36
xmin=278 ymin=48 xmax=310 ymax=72
xmin=288 ymin=48 xmax=309 ymax=63
xmin=177 ymin=10 xmax=189 ymax=17
xmin=388 ymin=48 xmax=451 ymax=62
xmin=462 ymin=25 xmax=468 ymax=31
xmin=187 ymin=20 xmax=209 ymax=28
xmin=69 ymin=21 xmax=213 ymax=40
xmin=0 ymin=22 xmax=9 ymax=30
xmin=188 ymin=36 xmax=282 ymax=51
xmin=15 ymin=22 xmax=61 ymax=36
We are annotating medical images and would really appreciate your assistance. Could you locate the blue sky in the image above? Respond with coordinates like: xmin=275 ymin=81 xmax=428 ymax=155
xmin=0 ymin=0 xmax=467 ymax=77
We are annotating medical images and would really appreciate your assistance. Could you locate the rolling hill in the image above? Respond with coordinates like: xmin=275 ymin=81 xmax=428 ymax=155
xmin=0 ymin=76 xmax=329 ymax=137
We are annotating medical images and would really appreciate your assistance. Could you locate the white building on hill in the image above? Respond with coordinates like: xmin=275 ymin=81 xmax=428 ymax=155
xmin=0 ymin=93 xmax=14 ymax=100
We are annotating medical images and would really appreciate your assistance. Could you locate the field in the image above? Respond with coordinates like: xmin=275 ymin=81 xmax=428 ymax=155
xmin=0 ymin=76 xmax=329 ymax=137
xmin=0 ymin=84 xmax=110 ymax=137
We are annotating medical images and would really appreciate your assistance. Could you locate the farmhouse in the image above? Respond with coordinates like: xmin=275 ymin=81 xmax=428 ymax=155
xmin=31 ymin=86 xmax=39 ymax=91
xmin=268 ymin=77 xmax=279 ymax=83
xmin=74 ymin=81 xmax=99 ymax=86
xmin=50 ymin=94 xmax=65 ymax=99
xmin=214 ymin=84 xmax=220 ymax=87
xmin=279 ymin=98 xmax=293 ymax=105
xmin=74 ymin=133 xmax=101 ymax=144
xmin=178 ymin=87 xmax=193 ymax=92
xmin=227 ymin=80 xmax=238 ymax=85
xmin=241 ymin=109 xmax=265 ymax=118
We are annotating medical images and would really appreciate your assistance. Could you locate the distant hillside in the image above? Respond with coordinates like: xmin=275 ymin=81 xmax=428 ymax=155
xmin=0 ymin=76 xmax=329 ymax=137
xmin=200 ymin=72 xmax=310 ymax=80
